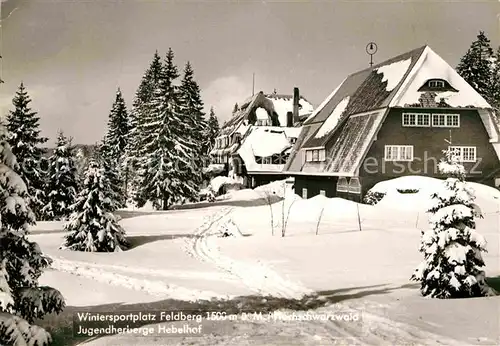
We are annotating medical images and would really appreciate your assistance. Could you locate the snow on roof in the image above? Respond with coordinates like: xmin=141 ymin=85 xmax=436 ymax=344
xmin=235 ymin=123 xmax=250 ymax=135
xmin=304 ymin=47 xmax=426 ymax=129
xmin=266 ymin=94 xmax=314 ymax=126
xmin=375 ymin=58 xmax=412 ymax=92
xmin=283 ymin=122 xmax=323 ymax=173
xmin=220 ymin=92 xmax=314 ymax=134
xmin=250 ymin=128 xmax=291 ymax=157
xmin=282 ymin=127 xmax=302 ymax=138
xmin=255 ymin=107 xmax=269 ymax=120
xmin=390 ymin=46 xmax=492 ymax=108
xmin=304 ymin=78 xmax=347 ymax=125
xmin=237 ymin=127 xmax=293 ymax=172
xmin=314 ymin=96 xmax=350 ymax=139
xmin=287 ymin=45 xmax=500 ymax=176
xmin=322 ymin=108 xmax=387 ymax=176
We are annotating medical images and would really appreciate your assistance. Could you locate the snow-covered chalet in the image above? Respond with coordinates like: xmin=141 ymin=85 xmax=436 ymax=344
xmin=207 ymin=89 xmax=314 ymax=190
xmin=284 ymin=45 xmax=500 ymax=201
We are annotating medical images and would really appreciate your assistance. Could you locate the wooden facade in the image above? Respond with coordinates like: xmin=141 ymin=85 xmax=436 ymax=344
xmin=284 ymin=45 xmax=500 ymax=201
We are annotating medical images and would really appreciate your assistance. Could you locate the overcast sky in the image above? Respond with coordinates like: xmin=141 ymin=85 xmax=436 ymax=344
xmin=0 ymin=0 xmax=498 ymax=144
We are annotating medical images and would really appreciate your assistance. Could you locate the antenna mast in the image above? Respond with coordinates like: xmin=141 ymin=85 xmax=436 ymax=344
xmin=252 ymin=73 xmax=255 ymax=96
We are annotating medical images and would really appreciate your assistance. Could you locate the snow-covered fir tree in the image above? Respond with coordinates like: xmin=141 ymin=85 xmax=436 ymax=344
xmin=490 ymin=46 xmax=500 ymax=111
xmin=456 ymin=31 xmax=496 ymax=106
xmin=94 ymin=138 xmax=127 ymax=209
xmin=41 ymin=131 xmax=78 ymax=221
xmin=0 ymin=124 xmax=64 ymax=345
xmin=105 ymin=88 xmax=129 ymax=161
xmin=411 ymin=149 xmax=489 ymax=298
xmin=128 ymin=51 xmax=164 ymax=206
xmin=135 ymin=48 xmax=198 ymax=209
xmin=179 ymin=60 xmax=206 ymax=190
xmin=128 ymin=51 xmax=163 ymax=162
xmin=206 ymin=106 xmax=220 ymax=154
xmin=62 ymin=160 xmax=129 ymax=252
xmin=6 ymin=82 xmax=48 ymax=219
xmin=104 ymin=88 xmax=130 ymax=201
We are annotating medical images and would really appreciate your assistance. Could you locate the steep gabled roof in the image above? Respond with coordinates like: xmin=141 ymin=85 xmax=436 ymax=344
xmin=285 ymin=45 xmax=498 ymax=176
xmin=390 ymin=46 xmax=491 ymax=108
xmin=219 ymin=92 xmax=315 ymax=136
xmin=302 ymin=45 xmax=426 ymax=149
xmin=219 ymin=93 xmax=263 ymax=136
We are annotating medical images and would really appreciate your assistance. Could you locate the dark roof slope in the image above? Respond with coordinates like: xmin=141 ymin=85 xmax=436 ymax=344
xmin=301 ymin=45 xmax=426 ymax=149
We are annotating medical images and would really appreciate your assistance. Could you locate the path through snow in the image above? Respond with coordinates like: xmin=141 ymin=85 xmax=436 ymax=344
xmin=50 ymin=257 xmax=230 ymax=301
xmin=46 ymin=206 xmax=468 ymax=345
xmin=182 ymin=207 xmax=313 ymax=299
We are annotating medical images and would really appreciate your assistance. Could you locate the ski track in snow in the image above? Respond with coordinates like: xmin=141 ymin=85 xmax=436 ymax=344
xmin=182 ymin=206 xmax=314 ymax=300
xmin=48 ymin=206 xmax=467 ymax=345
xmin=50 ymin=257 xmax=230 ymax=301
xmin=181 ymin=207 xmax=467 ymax=345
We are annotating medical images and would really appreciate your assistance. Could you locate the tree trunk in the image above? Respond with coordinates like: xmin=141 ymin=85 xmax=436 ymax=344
xmin=162 ymin=194 xmax=169 ymax=210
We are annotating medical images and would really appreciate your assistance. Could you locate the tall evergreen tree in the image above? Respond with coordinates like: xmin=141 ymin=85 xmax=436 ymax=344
xmin=62 ymin=160 xmax=129 ymax=252
xmin=232 ymin=103 xmax=239 ymax=114
xmin=6 ymin=82 xmax=48 ymax=219
xmin=41 ymin=131 xmax=78 ymax=221
xmin=206 ymin=106 xmax=220 ymax=155
xmin=136 ymin=48 xmax=198 ymax=209
xmin=128 ymin=52 xmax=164 ymax=206
xmin=94 ymin=138 xmax=127 ymax=209
xmin=179 ymin=60 xmax=206 ymax=190
xmin=490 ymin=46 xmax=500 ymax=111
xmin=0 ymin=124 xmax=65 ymax=344
xmin=411 ymin=149 xmax=489 ymax=298
xmin=456 ymin=31 xmax=495 ymax=106
xmin=105 ymin=88 xmax=129 ymax=161
xmin=104 ymin=88 xmax=130 ymax=199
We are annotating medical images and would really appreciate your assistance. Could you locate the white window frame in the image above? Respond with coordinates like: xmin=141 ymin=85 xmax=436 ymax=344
xmin=319 ymin=149 xmax=326 ymax=161
xmin=262 ymin=156 xmax=272 ymax=165
xmin=402 ymin=113 xmax=430 ymax=127
xmin=305 ymin=148 xmax=326 ymax=162
xmin=384 ymin=145 xmax=414 ymax=162
xmin=337 ymin=177 xmax=349 ymax=192
xmin=348 ymin=178 xmax=361 ymax=194
xmin=302 ymin=188 xmax=308 ymax=199
xmin=429 ymin=80 xmax=445 ymax=88
xmin=449 ymin=146 xmax=477 ymax=163
xmin=306 ymin=150 xmax=313 ymax=162
xmin=432 ymin=114 xmax=460 ymax=128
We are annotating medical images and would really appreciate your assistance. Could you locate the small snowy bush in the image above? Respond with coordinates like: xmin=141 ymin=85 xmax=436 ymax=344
xmin=411 ymin=149 xmax=490 ymax=298
xmin=363 ymin=191 xmax=386 ymax=205
xmin=396 ymin=188 xmax=419 ymax=194
xmin=62 ymin=161 xmax=129 ymax=252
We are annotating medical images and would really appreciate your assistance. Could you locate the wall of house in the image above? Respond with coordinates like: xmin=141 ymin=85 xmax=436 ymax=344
xmin=360 ymin=108 xmax=500 ymax=192
xmin=251 ymin=174 xmax=290 ymax=188
xmin=293 ymin=176 xmax=339 ymax=199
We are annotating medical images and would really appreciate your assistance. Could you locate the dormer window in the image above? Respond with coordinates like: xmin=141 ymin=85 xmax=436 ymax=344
xmin=233 ymin=133 xmax=241 ymax=144
xmin=418 ymin=79 xmax=458 ymax=92
xmin=428 ymin=79 xmax=445 ymax=88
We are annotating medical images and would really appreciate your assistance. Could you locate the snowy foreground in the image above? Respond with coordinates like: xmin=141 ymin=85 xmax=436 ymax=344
xmin=31 ymin=178 xmax=500 ymax=345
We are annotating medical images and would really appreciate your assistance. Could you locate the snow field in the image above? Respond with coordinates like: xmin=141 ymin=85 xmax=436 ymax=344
xmin=31 ymin=177 xmax=500 ymax=345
